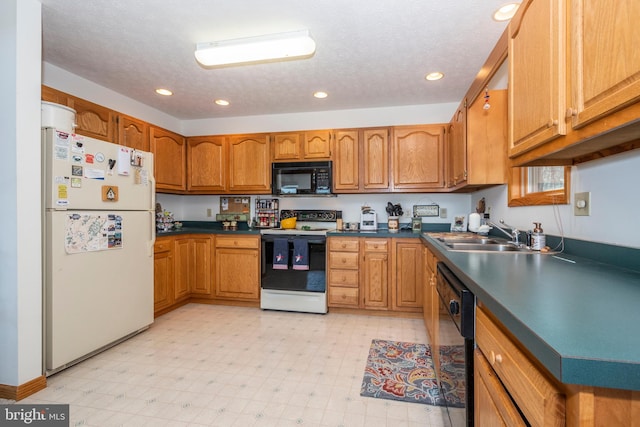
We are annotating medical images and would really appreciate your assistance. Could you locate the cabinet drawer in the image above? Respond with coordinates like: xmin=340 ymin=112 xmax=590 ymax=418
xmin=154 ymin=237 xmax=173 ymax=253
xmin=476 ymin=307 xmax=565 ymax=426
xmin=215 ymin=235 xmax=260 ymax=249
xmin=328 ymin=252 xmax=359 ymax=269
xmin=328 ymin=286 xmax=359 ymax=306
xmin=328 ymin=269 xmax=359 ymax=287
xmin=328 ymin=238 xmax=359 ymax=252
xmin=363 ymin=239 xmax=388 ymax=252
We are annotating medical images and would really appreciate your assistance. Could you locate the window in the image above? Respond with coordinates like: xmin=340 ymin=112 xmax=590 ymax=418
xmin=508 ymin=166 xmax=571 ymax=206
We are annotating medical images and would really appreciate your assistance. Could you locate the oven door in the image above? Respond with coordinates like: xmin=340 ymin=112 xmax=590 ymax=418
xmin=261 ymin=234 xmax=326 ymax=292
xmin=436 ymin=262 xmax=475 ymax=427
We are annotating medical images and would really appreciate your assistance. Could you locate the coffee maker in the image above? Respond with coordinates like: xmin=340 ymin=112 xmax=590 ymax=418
xmin=360 ymin=209 xmax=377 ymax=231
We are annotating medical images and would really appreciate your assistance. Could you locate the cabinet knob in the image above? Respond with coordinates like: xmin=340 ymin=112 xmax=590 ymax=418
xmin=547 ymin=119 xmax=559 ymax=127
xmin=566 ymin=108 xmax=578 ymax=118
xmin=489 ymin=350 xmax=503 ymax=365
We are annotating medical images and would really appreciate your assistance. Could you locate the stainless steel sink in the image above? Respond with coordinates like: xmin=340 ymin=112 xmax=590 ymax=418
xmin=431 ymin=235 xmax=549 ymax=253
xmin=444 ymin=242 xmax=533 ymax=252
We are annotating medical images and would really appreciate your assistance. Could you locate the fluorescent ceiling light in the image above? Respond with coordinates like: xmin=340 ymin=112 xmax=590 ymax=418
xmin=195 ymin=30 xmax=316 ymax=67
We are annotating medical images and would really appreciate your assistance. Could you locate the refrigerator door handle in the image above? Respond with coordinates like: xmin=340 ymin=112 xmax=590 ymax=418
xmin=148 ymin=210 xmax=156 ymax=257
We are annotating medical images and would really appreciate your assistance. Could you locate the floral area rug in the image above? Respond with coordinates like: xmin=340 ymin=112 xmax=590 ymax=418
xmin=360 ymin=339 xmax=465 ymax=407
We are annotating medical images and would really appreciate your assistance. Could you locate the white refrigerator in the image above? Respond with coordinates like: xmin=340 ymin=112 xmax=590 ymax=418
xmin=42 ymin=128 xmax=156 ymax=375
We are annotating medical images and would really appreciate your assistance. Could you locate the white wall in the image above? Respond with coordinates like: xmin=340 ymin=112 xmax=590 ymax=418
xmin=473 ymin=149 xmax=640 ymax=248
xmin=0 ymin=0 xmax=43 ymax=386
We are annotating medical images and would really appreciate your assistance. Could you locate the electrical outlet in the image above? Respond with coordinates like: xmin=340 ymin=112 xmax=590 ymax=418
xmin=440 ymin=208 xmax=447 ymax=218
xmin=574 ymin=192 xmax=591 ymax=216
xmin=206 ymin=208 xmax=212 ymax=217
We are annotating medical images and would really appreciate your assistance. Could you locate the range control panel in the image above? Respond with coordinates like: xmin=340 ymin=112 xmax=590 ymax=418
xmin=280 ymin=209 xmax=341 ymax=222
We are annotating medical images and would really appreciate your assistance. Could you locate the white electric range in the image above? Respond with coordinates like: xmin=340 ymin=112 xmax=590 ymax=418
xmin=259 ymin=210 xmax=340 ymax=314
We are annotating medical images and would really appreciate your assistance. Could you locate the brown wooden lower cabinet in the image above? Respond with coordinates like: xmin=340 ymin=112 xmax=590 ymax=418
xmin=327 ymin=236 xmax=423 ymax=313
xmin=214 ymin=235 xmax=260 ymax=301
xmin=153 ymin=236 xmax=174 ymax=314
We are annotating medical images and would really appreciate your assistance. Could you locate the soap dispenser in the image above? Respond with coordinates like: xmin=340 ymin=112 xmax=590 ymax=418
xmin=531 ymin=222 xmax=546 ymax=250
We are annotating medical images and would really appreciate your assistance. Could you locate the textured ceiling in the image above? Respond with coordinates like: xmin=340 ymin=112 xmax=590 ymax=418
xmin=41 ymin=0 xmax=511 ymax=120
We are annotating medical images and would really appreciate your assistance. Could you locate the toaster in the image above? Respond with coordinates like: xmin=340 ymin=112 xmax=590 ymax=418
xmin=360 ymin=210 xmax=378 ymax=231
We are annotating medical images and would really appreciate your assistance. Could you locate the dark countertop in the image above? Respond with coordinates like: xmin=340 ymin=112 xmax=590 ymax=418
xmin=421 ymin=233 xmax=640 ymax=391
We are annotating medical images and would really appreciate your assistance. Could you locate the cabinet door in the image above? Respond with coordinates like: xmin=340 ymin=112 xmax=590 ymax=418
xmin=173 ymin=238 xmax=191 ymax=302
xmin=153 ymin=238 xmax=174 ymax=314
xmin=190 ymin=236 xmax=214 ymax=297
xmin=303 ymin=130 xmax=332 ymax=159
xmin=509 ymin=0 xmax=567 ymax=156
xmin=151 ymin=126 xmax=186 ymax=192
xmin=272 ymin=132 xmax=303 ymax=161
xmin=362 ymin=128 xmax=389 ymax=190
xmin=67 ymin=96 xmax=116 ymax=142
xmin=228 ymin=134 xmax=270 ymax=193
xmin=448 ymin=101 xmax=467 ymax=188
xmin=361 ymin=251 xmax=389 ymax=309
xmin=570 ymin=0 xmax=640 ymax=129
xmin=187 ymin=136 xmax=227 ymax=192
xmin=118 ymin=115 xmax=150 ymax=151
xmin=467 ymin=90 xmax=508 ymax=185
xmin=392 ymin=240 xmax=423 ymax=311
xmin=215 ymin=248 xmax=260 ymax=300
xmin=391 ymin=125 xmax=445 ymax=190
xmin=333 ymin=130 xmax=359 ymax=191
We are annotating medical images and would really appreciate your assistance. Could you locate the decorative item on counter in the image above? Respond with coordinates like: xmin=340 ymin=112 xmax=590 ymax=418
xmin=476 ymin=197 xmax=486 ymax=214
xmin=173 ymin=221 xmax=183 ymax=230
xmin=412 ymin=217 xmax=422 ymax=233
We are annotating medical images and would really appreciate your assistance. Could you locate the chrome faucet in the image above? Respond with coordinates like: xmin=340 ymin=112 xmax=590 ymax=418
xmin=488 ymin=219 xmax=521 ymax=246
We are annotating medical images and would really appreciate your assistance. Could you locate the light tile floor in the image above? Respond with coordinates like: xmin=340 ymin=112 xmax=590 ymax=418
xmin=4 ymin=304 xmax=452 ymax=426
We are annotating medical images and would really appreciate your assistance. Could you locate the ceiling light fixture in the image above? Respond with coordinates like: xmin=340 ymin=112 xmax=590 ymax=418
xmin=215 ymin=99 xmax=230 ymax=106
xmin=493 ymin=3 xmax=520 ymax=21
xmin=425 ymin=72 xmax=444 ymax=81
xmin=155 ymin=88 xmax=173 ymax=96
xmin=195 ymin=29 xmax=316 ymax=67
xmin=313 ymin=91 xmax=328 ymax=99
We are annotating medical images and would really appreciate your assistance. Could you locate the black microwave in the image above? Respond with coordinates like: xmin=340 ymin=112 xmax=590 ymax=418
xmin=272 ymin=161 xmax=333 ymax=196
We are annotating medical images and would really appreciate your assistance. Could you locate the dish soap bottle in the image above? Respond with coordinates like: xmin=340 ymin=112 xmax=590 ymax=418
xmin=531 ymin=222 xmax=546 ymax=250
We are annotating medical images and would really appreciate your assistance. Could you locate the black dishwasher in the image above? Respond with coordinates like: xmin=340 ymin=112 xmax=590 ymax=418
xmin=435 ymin=262 xmax=475 ymax=427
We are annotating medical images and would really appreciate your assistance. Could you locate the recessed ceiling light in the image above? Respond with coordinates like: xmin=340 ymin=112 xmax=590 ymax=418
xmin=313 ymin=91 xmax=328 ymax=99
xmin=425 ymin=72 xmax=444 ymax=81
xmin=155 ymin=88 xmax=173 ymax=96
xmin=493 ymin=2 xmax=520 ymax=21
xmin=215 ymin=99 xmax=230 ymax=106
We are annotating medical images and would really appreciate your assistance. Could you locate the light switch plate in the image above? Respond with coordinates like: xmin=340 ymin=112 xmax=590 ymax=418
xmin=574 ymin=192 xmax=591 ymax=216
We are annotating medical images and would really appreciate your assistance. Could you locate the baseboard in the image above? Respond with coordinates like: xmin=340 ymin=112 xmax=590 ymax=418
xmin=0 ymin=376 xmax=47 ymax=401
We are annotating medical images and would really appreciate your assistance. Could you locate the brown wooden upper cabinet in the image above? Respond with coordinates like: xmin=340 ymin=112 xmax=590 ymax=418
xmin=186 ymin=136 xmax=227 ymax=193
xmin=66 ymin=96 xmax=117 ymax=142
xmin=228 ymin=133 xmax=271 ymax=194
xmin=118 ymin=114 xmax=150 ymax=151
xmin=447 ymin=90 xmax=508 ymax=191
xmin=333 ymin=128 xmax=389 ymax=193
xmin=272 ymin=130 xmax=332 ymax=161
xmin=391 ymin=125 xmax=445 ymax=191
xmin=509 ymin=0 xmax=640 ymax=165
xmin=151 ymin=126 xmax=187 ymax=192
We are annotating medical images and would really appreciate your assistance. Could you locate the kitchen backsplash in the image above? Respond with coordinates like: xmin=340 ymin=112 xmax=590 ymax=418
xmin=156 ymin=192 xmax=473 ymax=227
